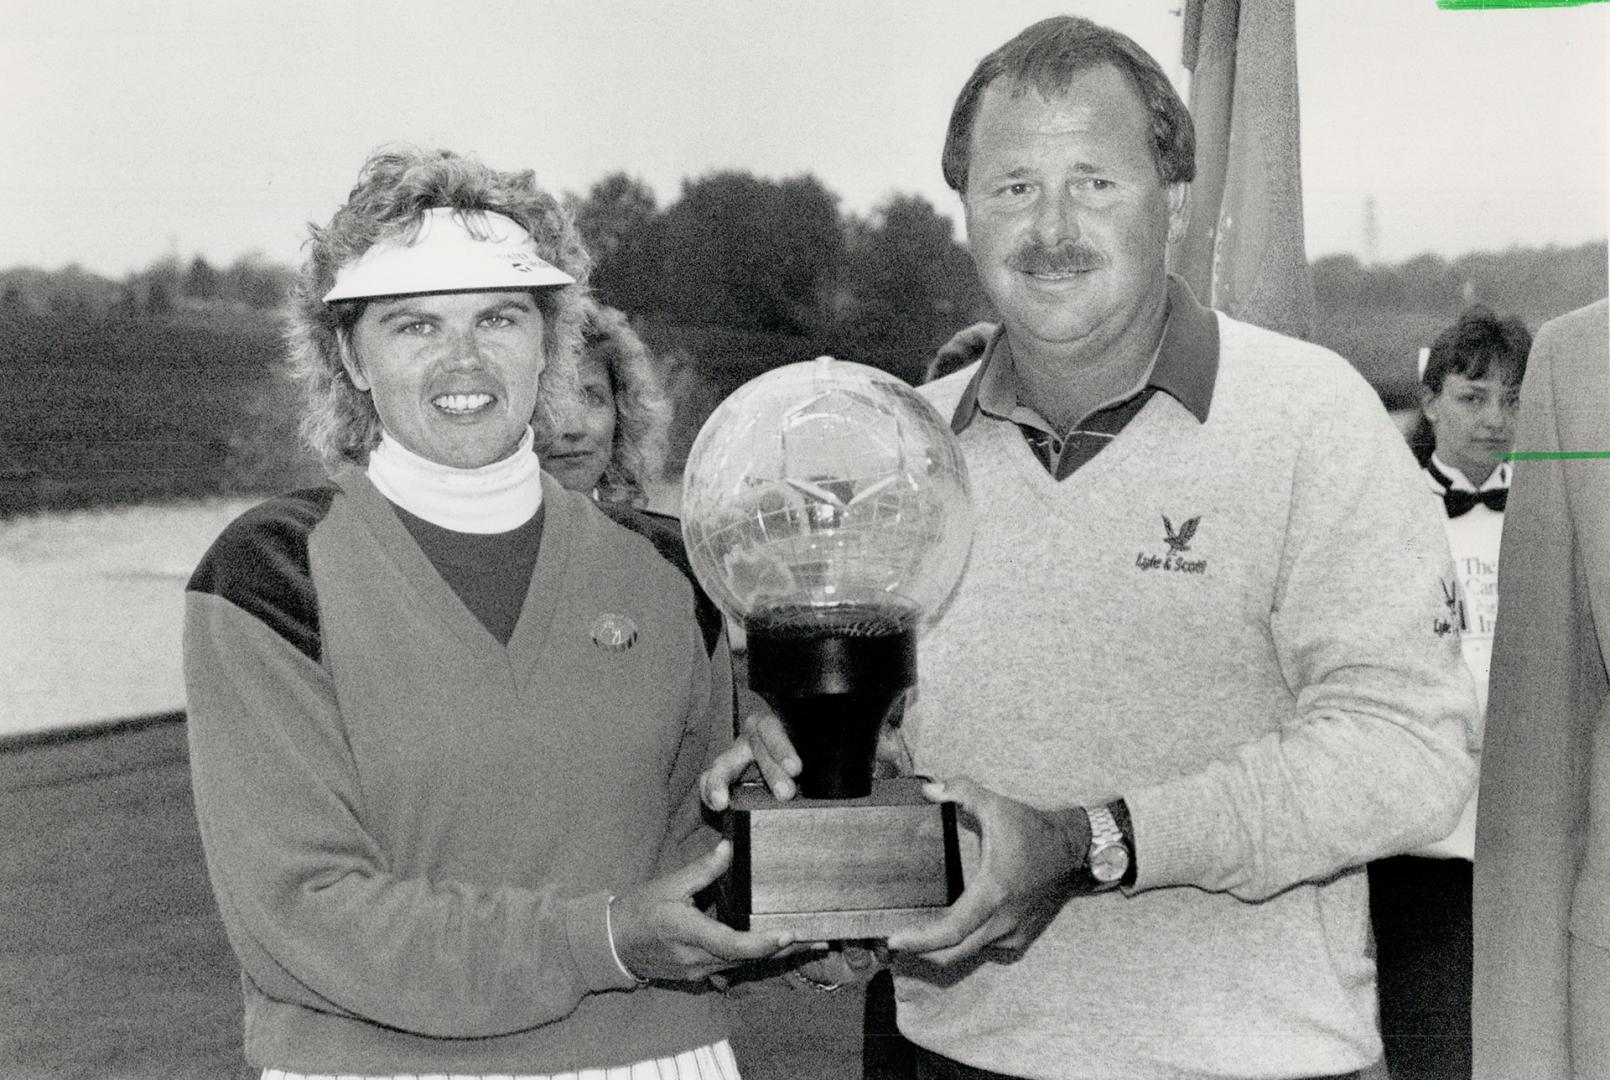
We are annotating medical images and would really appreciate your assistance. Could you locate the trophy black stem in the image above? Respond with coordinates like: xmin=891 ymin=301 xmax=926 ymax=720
xmin=745 ymin=607 xmax=917 ymax=801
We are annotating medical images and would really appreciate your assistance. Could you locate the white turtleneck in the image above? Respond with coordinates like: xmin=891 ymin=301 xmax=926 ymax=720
xmin=366 ymin=427 xmax=543 ymax=534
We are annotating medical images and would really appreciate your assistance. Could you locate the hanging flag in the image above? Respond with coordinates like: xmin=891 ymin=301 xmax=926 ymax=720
xmin=1174 ymin=0 xmax=1316 ymax=340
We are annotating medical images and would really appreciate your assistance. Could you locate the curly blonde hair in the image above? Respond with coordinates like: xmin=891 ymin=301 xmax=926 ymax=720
xmin=567 ymin=301 xmax=672 ymax=507
xmin=287 ymin=146 xmax=592 ymax=467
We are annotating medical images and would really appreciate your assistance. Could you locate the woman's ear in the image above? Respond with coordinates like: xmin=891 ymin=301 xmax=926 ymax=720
xmin=338 ymin=330 xmax=370 ymax=392
xmin=1166 ymin=183 xmax=1189 ymax=246
xmin=1418 ymin=383 xmax=1438 ymax=421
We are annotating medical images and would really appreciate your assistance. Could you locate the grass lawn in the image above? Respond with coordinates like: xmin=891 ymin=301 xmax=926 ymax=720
xmin=0 ymin=716 xmax=249 ymax=1080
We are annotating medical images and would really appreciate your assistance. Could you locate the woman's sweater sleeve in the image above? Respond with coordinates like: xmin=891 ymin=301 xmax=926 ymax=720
xmin=659 ymin=618 xmax=736 ymax=874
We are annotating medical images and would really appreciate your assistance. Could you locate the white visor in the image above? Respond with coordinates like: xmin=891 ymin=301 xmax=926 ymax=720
xmin=323 ymin=206 xmax=575 ymax=303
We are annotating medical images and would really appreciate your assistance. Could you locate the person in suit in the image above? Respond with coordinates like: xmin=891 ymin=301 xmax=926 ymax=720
xmin=1473 ymin=297 xmax=1610 ymax=1079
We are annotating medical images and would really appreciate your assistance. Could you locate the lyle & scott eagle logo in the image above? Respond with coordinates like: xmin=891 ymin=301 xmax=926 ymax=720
xmin=1136 ymin=514 xmax=1208 ymax=575
xmin=1162 ymin=515 xmax=1199 ymax=553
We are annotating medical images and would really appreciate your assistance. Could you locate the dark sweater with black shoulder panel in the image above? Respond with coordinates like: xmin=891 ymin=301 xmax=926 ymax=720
xmin=183 ymin=469 xmax=730 ymax=1074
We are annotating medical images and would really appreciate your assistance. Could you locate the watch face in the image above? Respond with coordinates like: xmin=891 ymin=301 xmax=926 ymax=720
xmin=1091 ymin=844 xmax=1129 ymax=884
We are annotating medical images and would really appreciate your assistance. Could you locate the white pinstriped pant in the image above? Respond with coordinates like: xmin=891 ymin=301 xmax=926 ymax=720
xmin=260 ymin=1038 xmax=742 ymax=1080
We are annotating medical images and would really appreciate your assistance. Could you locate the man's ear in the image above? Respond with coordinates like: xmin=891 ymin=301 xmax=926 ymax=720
xmin=959 ymin=195 xmax=980 ymax=265
xmin=1419 ymin=383 xmax=1439 ymax=419
xmin=1166 ymin=183 xmax=1190 ymax=245
xmin=338 ymin=331 xmax=370 ymax=392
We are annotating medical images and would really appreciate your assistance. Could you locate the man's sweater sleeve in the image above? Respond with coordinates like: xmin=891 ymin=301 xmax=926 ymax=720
xmin=1125 ymin=377 xmax=1478 ymax=899
xmin=183 ymin=587 xmax=638 ymax=1041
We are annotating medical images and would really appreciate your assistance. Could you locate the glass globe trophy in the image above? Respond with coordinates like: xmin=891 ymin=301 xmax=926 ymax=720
xmin=682 ymin=356 xmax=973 ymax=939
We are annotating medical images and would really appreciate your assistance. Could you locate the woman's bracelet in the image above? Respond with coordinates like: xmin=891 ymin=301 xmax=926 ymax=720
xmin=605 ymin=895 xmax=652 ymax=987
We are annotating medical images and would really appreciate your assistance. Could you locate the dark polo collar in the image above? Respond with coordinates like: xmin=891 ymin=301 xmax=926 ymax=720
xmin=950 ymin=274 xmax=1219 ymax=435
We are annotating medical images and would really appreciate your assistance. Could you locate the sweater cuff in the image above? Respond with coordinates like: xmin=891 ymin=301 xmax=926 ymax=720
xmin=565 ymin=891 xmax=641 ymax=992
xmin=1122 ymin=774 xmax=1219 ymax=893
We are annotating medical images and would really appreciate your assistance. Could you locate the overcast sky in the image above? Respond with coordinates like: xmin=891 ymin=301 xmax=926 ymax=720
xmin=2 ymin=0 xmax=1604 ymax=277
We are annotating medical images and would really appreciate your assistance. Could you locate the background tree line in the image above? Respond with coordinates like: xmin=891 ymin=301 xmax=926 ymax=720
xmin=1308 ymin=243 xmax=1608 ymax=410
xmin=1 ymin=167 xmax=1604 ymax=515
xmin=1 ymin=254 xmax=295 ymax=320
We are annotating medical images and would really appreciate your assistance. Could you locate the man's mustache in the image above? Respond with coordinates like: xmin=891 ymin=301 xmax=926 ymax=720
xmin=1007 ymin=243 xmax=1105 ymax=275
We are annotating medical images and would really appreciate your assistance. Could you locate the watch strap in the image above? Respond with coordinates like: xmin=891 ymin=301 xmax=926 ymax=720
xmin=1108 ymin=797 xmax=1138 ymax=887
xmin=1084 ymin=803 xmax=1127 ymax=890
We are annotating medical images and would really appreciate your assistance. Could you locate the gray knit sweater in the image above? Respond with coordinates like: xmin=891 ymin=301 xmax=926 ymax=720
xmin=899 ymin=314 xmax=1477 ymax=1079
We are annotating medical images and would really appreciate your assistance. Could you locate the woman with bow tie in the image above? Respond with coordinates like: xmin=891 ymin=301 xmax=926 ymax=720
xmin=1414 ymin=307 xmax=1532 ymax=721
xmin=1371 ymin=305 xmax=1532 ymax=1080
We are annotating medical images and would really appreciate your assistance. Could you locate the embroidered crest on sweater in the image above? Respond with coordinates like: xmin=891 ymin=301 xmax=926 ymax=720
xmin=1136 ymin=514 xmax=1208 ymax=574
xmin=590 ymin=613 xmax=639 ymax=652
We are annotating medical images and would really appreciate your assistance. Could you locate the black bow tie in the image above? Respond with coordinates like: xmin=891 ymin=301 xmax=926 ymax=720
xmin=1441 ymin=487 xmax=1507 ymax=518
xmin=1426 ymin=459 xmax=1507 ymax=518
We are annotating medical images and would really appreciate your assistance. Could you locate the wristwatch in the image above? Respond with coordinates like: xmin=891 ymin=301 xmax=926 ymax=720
xmin=1084 ymin=803 xmax=1130 ymax=891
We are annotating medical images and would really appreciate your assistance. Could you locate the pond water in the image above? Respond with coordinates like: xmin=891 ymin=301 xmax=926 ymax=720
xmin=0 ymin=498 xmax=255 ymax=739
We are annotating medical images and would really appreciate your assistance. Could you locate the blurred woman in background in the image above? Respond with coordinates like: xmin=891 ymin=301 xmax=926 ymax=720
xmin=1371 ymin=304 xmax=1531 ymax=1080
xmin=536 ymin=301 xmax=725 ymax=660
xmin=1410 ymin=306 xmax=1531 ymax=719
xmin=537 ymin=300 xmax=672 ymax=507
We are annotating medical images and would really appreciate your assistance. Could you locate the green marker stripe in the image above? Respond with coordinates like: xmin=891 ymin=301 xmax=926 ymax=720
xmin=1502 ymin=451 xmax=1610 ymax=460
xmin=1438 ymin=0 xmax=1606 ymax=8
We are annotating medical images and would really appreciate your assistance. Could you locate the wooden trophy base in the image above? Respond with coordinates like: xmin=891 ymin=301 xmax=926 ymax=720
xmin=719 ymin=775 xmax=964 ymax=940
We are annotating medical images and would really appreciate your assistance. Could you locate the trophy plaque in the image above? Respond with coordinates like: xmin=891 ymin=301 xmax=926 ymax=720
xmin=681 ymin=357 xmax=974 ymax=940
